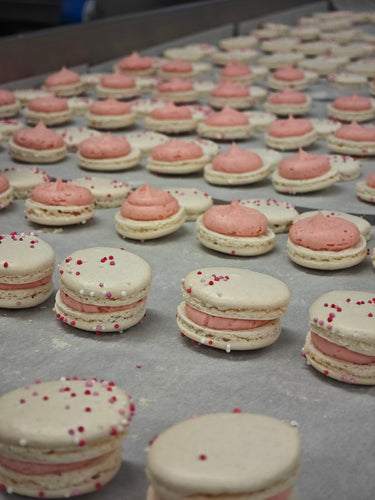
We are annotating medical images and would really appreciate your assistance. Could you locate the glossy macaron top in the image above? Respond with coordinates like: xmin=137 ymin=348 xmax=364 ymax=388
xmin=181 ymin=267 xmax=290 ymax=318
xmin=59 ymin=247 xmax=152 ymax=305
xmin=0 ymin=232 xmax=55 ymax=283
xmin=0 ymin=378 xmax=131 ymax=449
xmin=147 ymin=413 xmax=301 ymax=497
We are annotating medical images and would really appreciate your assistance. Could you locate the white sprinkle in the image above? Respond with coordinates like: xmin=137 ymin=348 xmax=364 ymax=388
xmin=7 ymin=487 xmax=13 ymax=494
xmin=290 ymin=420 xmax=299 ymax=428
xmin=79 ymin=289 xmax=84 ymax=295
xmin=226 ymin=344 xmax=231 ymax=353
xmin=200 ymin=338 xmax=205 ymax=344
xmin=102 ymin=290 xmax=107 ymax=295
xmin=121 ymin=291 xmax=127 ymax=297
xmin=60 ymin=377 xmax=66 ymax=381
xmin=122 ymin=418 xmax=129 ymax=425
xmin=90 ymin=291 xmax=95 ymax=297
xmin=19 ymin=439 xmax=27 ymax=446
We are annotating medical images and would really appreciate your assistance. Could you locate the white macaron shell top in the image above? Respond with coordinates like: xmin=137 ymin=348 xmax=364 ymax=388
xmin=0 ymin=233 xmax=55 ymax=283
xmin=59 ymin=247 xmax=152 ymax=305
xmin=309 ymin=291 xmax=375 ymax=355
xmin=0 ymin=379 xmax=130 ymax=450
xmin=147 ymin=413 xmax=301 ymax=497
xmin=182 ymin=267 xmax=290 ymax=318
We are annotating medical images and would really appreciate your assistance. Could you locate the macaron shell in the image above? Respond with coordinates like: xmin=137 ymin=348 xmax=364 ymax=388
xmin=146 ymin=413 xmax=301 ymax=498
xmin=0 ymin=233 xmax=55 ymax=283
xmin=25 ymin=199 xmax=95 ymax=226
xmin=303 ymin=331 xmax=375 ymax=385
xmin=165 ymin=187 xmax=213 ymax=220
xmin=286 ymin=235 xmax=367 ymax=270
xmin=356 ymin=181 xmax=375 ymax=203
xmin=58 ymin=247 xmax=152 ymax=306
xmin=239 ymin=199 xmax=298 ymax=233
xmin=0 ymin=379 xmax=130 ymax=451
xmin=72 ymin=177 xmax=132 ymax=208
xmin=181 ymin=267 xmax=290 ymax=319
xmin=1 ymin=167 xmax=51 ymax=199
xmin=177 ymin=301 xmax=281 ymax=350
xmin=196 ymin=216 xmax=276 ymax=256
xmin=271 ymin=163 xmax=339 ymax=194
xmin=308 ymin=291 xmax=375 ymax=355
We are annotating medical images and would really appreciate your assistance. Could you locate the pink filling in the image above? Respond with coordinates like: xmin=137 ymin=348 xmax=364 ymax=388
xmin=220 ymin=61 xmax=252 ymax=77
xmin=202 ymin=199 xmax=268 ymax=237
xmin=161 ymin=59 xmax=193 ymax=73
xmin=268 ymin=116 xmax=313 ymax=138
xmin=311 ymin=331 xmax=375 ymax=365
xmin=273 ymin=66 xmax=305 ymax=82
xmin=150 ymin=102 xmax=192 ymax=120
xmin=269 ymin=88 xmax=307 ymax=105
xmin=212 ymin=143 xmax=263 ymax=173
xmin=267 ymin=488 xmax=293 ymax=500
xmin=366 ymin=172 xmax=375 ymax=188
xmin=118 ymin=52 xmax=153 ymax=71
xmin=0 ymin=89 xmax=16 ymax=106
xmin=205 ymin=105 xmax=249 ymax=126
xmin=60 ymin=289 xmax=146 ymax=313
xmin=28 ymin=96 xmax=68 ymax=113
xmin=90 ymin=97 xmax=131 ymax=116
xmin=121 ymin=183 xmax=179 ymax=220
xmin=278 ymin=149 xmax=330 ymax=180
xmin=100 ymin=73 xmax=136 ymax=89
xmin=31 ymin=178 xmax=93 ymax=207
xmin=185 ymin=303 xmax=269 ymax=331
xmin=0 ymin=453 xmax=104 ymax=476
xmin=151 ymin=138 xmax=203 ymax=162
xmin=334 ymin=121 xmax=375 ymax=142
xmin=333 ymin=94 xmax=372 ymax=112
xmin=0 ymin=174 xmax=10 ymax=193
xmin=158 ymin=78 xmax=193 ymax=92
xmin=289 ymin=212 xmax=360 ymax=251
xmin=45 ymin=67 xmax=81 ymax=87
xmin=0 ymin=275 xmax=51 ymax=291
xmin=211 ymin=80 xmax=250 ymax=98
xmin=79 ymin=134 xmax=131 ymax=159
xmin=13 ymin=122 xmax=65 ymax=150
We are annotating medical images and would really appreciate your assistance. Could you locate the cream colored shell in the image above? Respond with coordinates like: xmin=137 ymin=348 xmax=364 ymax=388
xmin=146 ymin=413 xmax=301 ymax=498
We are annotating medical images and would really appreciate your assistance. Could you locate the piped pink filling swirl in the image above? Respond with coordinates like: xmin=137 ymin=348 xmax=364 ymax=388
xmin=185 ymin=303 xmax=269 ymax=331
xmin=121 ymin=184 xmax=179 ymax=220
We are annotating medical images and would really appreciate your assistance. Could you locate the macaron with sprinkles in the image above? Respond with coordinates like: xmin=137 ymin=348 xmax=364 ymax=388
xmin=0 ymin=377 xmax=133 ymax=498
xmin=146 ymin=413 xmax=301 ymax=500
xmin=177 ymin=267 xmax=291 ymax=351
xmin=55 ymin=247 xmax=152 ymax=333
xmin=303 ymin=291 xmax=375 ymax=385
xmin=0 ymin=232 xmax=55 ymax=309
xmin=72 ymin=176 xmax=132 ymax=208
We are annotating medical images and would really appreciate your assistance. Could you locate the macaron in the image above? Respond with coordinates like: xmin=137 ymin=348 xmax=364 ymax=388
xmin=86 ymin=97 xmax=137 ymax=130
xmin=0 ymin=175 xmax=13 ymax=210
xmin=146 ymin=413 xmax=301 ymax=500
xmin=156 ymin=77 xmax=198 ymax=103
xmin=125 ymin=130 xmax=169 ymax=157
xmin=116 ymin=52 xmax=155 ymax=76
xmin=144 ymin=102 xmax=198 ymax=134
xmin=0 ymin=377 xmax=132 ymax=498
xmin=327 ymin=94 xmax=375 ymax=123
xmin=147 ymin=138 xmax=208 ymax=175
xmin=24 ymin=96 xmax=73 ymax=126
xmin=303 ymin=291 xmax=375 ymax=385
xmin=55 ymin=247 xmax=152 ymax=333
xmin=0 ymin=118 xmax=23 ymax=139
xmin=77 ymin=133 xmax=141 ymax=172
xmin=356 ymin=172 xmax=375 ymax=203
xmin=165 ymin=187 xmax=213 ymax=221
xmin=265 ymin=116 xmax=317 ymax=151
xmin=25 ymin=178 xmax=95 ymax=226
xmin=0 ymin=89 xmax=21 ymax=118
xmin=239 ymin=198 xmax=299 ymax=233
xmin=96 ymin=72 xmax=140 ymax=100
xmin=271 ymin=149 xmax=339 ymax=194
xmin=264 ymin=88 xmax=312 ymax=116
xmin=196 ymin=199 xmax=275 ymax=256
xmin=0 ymin=232 xmax=55 ymax=308
xmin=44 ymin=67 xmax=85 ymax=96
xmin=177 ymin=267 xmax=291 ymax=351
xmin=197 ymin=105 xmax=253 ymax=141
xmin=287 ymin=212 xmax=367 ymax=270
xmin=115 ymin=184 xmax=186 ymax=240
xmin=9 ymin=122 xmax=67 ymax=164
xmin=327 ymin=121 xmax=375 ymax=156
xmin=57 ymin=126 xmax=102 ymax=152
xmin=204 ymin=143 xmax=273 ymax=186
xmin=72 ymin=176 xmax=132 ymax=208
xmin=208 ymin=80 xmax=254 ymax=110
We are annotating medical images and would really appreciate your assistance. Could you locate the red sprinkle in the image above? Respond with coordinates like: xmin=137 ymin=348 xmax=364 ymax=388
xmin=233 ymin=408 xmax=242 ymax=413
xmin=78 ymin=426 xmax=85 ymax=433
xmin=85 ymin=407 xmax=92 ymax=412
xmin=199 ymin=454 xmax=207 ymax=460
xmin=110 ymin=428 xmax=118 ymax=436
xmin=95 ymin=483 xmax=102 ymax=490
xmin=79 ymin=439 xmax=86 ymax=447
xmin=3 ymin=262 xmax=8 ymax=268
xmin=77 ymin=260 xmax=83 ymax=265
xmin=323 ymin=370 xmax=329 ymax=375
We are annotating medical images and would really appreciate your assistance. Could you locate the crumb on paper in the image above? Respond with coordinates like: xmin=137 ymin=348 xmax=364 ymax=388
xmin=40 ymin=227 xmax=64 ymax=233
xmin=139 ymin=397 xmax=151 ymax=406
xmin=52 ymin=338 xmax=71 ymax=350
